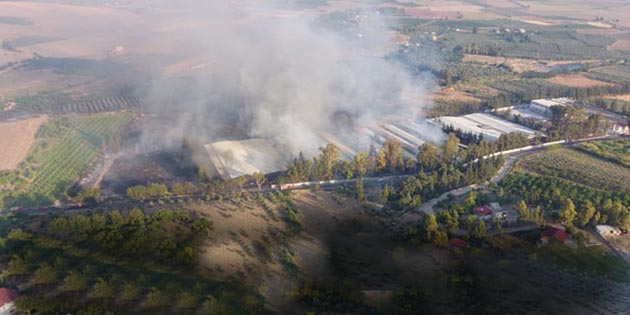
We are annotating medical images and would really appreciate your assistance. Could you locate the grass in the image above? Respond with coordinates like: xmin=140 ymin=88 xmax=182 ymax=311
xmin=575 ymin=139 xmax=630 ymax=168
xmin=516 ymin=147 xmax=630 ymax=193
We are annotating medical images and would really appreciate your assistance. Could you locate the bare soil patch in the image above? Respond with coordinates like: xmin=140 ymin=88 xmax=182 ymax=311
xmin=0 ymin=115 xmax=46 ymax=170
xmin=547 ymin=74 xmax=614 ymax=88
xmin=463 ymin=54 xmax=597 ymax=73
xmin=609 ymin=39 xmax=630 ymax=51
xmin=434 ymin=89 xmax=483 ymax=104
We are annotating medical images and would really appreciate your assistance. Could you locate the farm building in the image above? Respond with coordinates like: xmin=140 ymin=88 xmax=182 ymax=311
xmin=494 ymin=105 xmax=550 ymax=123
xmin=610 ymin=123 xmax=629 ymax=136
xmin=192 ymin=117 xmax=440 ymax=180
xmin=596 ymin=225 xmax=622 ymax=238
xmin=356 ymin=118 xmax=435 ymax=157
xmin=448 ymin=238 xmax=469 ymax=251
xmin=433 ymin=113 xmax=538 ymax=141
xmin=196 ymin=138 xmax=288 ymax=180
xmin=540 ymin=227 xmax=569 ymax=244
xmin=529 ymin=98 xmax=573 ymax=116
xmin=0 ymin=288 xmax=15 ymax=314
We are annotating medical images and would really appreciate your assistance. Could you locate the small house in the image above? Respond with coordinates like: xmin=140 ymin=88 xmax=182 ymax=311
xmin=540 ymin=227 xmax=569 ymax=244
xmin=596 ymin=225 xmax=621 ymax=238
xmin=0 ymin=288 xmax=16 ymax=314
xmin=448 ymin=238 xmax=469 ymax=251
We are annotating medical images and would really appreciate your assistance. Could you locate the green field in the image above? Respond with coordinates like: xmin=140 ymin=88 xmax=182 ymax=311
xmin=0 ymin=113 xmax=133 ymax=206
xmin=516 ymin=147 xmax=630 ymax=193
xmin=575 ymin=139 xmax=630 ymax=168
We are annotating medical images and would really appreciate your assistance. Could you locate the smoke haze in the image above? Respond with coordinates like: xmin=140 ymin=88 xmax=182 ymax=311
xmin=141 ymin=1 xmax=441 ymax=155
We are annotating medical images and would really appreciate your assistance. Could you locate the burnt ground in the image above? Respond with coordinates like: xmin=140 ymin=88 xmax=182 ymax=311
xmin=101 ymin=150 xmax=198 ymax=194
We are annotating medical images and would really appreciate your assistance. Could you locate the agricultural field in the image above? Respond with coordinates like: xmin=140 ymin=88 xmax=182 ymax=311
xmin=575 ymin=139 xmax=630 ymax=168
xmin=0 ymin=116 xmax=47 ymax=171
xmin=586 ymin=65 xmax=630 ymax=84
xmin=12 ymin=89 xmax=140 ymax=114
xmin=547 ymin=74 xmax=613 ymax=88
xmin=515 ymin=147 xmax=630 ymax=193
xmin=0 ymin=112 xmax=133 ymax=206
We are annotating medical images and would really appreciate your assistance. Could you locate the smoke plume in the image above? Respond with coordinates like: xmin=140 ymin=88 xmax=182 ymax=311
xmin=141 ymin=1 xmax=440 ymax=155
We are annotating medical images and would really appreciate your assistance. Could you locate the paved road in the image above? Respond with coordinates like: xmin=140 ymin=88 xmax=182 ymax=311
xmin=6 ymin=136 xmax=621 ymax=218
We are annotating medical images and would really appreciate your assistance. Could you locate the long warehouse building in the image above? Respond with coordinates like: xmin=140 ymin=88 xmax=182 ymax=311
xmin=433 ymin=113 xmax=539 ymax=141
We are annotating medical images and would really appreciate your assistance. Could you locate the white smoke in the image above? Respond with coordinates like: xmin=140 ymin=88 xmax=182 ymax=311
xmin=141 ymin=1 xmax=441 ymax=155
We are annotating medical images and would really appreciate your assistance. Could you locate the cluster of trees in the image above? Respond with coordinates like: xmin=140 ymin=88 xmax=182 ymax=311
xmin=547 ymin=106 xmax=607 ymax=140
xmin=0 ymin=209 xmax=264 ymax=314
xmin=45 ymin=209 xmax=211 ymax=267
xmin=126 ymin=183 xmax=169 ymax=199
xmin=285 ymin=140 xmax=414 ymax=183
xmin=501 ymin=173 xmax=630 ymax=230
xmin=393 ymin=135 xmax=504 ymax=210
xmin=590 ymin=98 xmax=630 ymax=116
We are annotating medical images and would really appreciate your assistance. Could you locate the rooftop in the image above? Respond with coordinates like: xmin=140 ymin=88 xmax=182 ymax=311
xmin=434 ymin=113 xmax=538 ymax=141
xmin=541 ymin=227 xmax=569 ymax=243
xmin=0 ymin=288 xmax=15 ymax=307
xmin=449 ymin=238 xmax=469 ymax=249
xmin=474 ymin=205 xmax=493 ymax=216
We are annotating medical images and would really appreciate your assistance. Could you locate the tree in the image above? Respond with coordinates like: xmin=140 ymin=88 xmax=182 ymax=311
xmin=442 ymin=133 xmax=460 ymax=163
xmin=516 ymin=200 xmax=530 ymax=222
xmin=145 ymin=287 xmax=170 ymax=308
xmin=423 ymin=214 xmax=439 ymax=241
xmin=578 ymin=201 xmax=596 ymax=227
xmin=559 ymin=198 xmax=578 ymax=227
xmin=465 ymin=215 xmax=475 ymax=235
xmin=493 ymin=217 xmax=503 ymax=235
xmin=31 ymin=263 xmax=58 ymax=285
xmin=61 ymin=272 xmax=88 ymax=292
xmin=252 ymin=172 xmax=266 ymax=191
xmin=77 ymin=187 xmax=101 ymax=203
xmin=380 ymin=140 xmax=404 ymax=171
xmin=356 ymin=178 xmax=365 ymax=202
xmin=380 ymin=185 xmax=390 ymax=204
xmin=353 ymin=152 xmax=369 ymax=178
xmin=176 ymin=291 xmax=198 ymax=309
xmin=6 ymin=256 xmax=29 ymax=276
xmin=119 ymin=283 xmax=141 ymax=302
xmin=473 ymin=220 xmax=486 ymax=239
xmin=443 ymin=209 xmax=460 ymax=234
xmin=417 ymin=143 xmax=439 ymax=171
xmin=464 ymin=191 xmax=477 ymax=210
xmin=90 ymin=278 xmax=115 ymax=299
xmin=320 ymin=144 xmax=340 ymax=180
xmin=433 ymin=231 xmax=449 ymax=247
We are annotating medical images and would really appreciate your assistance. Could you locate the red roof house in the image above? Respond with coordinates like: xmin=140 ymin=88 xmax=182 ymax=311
xmin=448 ymin=238 xmax=470 ymax=251
xmin=0 ymin=288 xmax=16 ymax=308
xmin=541 ymin=227 xmax=569 ymax=243
xmin=474 ymin=205 xmax=493 ymax=216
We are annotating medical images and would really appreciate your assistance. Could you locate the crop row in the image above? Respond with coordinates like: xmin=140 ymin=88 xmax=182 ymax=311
xmin=56 ymin=94 xmax=140 ymax=114
xmin=18 ymin=113 xmax=133 ymax=200
xmin=518 ymin=148 xmax=630 ymax=193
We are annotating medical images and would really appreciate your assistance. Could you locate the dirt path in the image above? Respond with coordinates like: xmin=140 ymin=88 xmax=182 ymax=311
xmin=92 ymin=153 xmax=115 ymax=189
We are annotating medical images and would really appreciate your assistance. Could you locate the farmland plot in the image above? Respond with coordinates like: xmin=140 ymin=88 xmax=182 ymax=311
xmin=0 ymin=116 xmax=47 ymax=171
xmin=517 ymin=148 xmax=630 ymax=193
xmin=0 ymin=112 xmax=133 ymax=206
